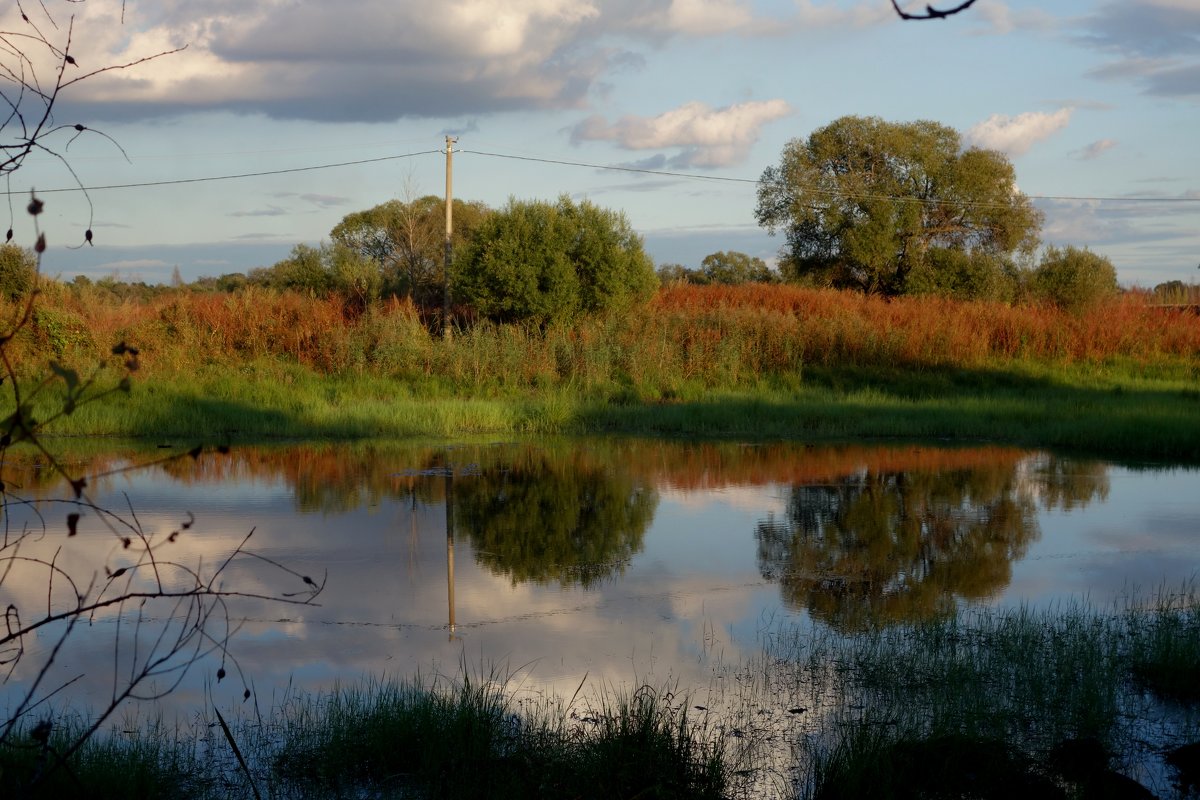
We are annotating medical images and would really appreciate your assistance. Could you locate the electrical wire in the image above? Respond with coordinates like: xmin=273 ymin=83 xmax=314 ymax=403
xmin=3 ymin=145 xmax=1198 ymax=209
xmin=0 ymin=151 xmax=441 ymax=195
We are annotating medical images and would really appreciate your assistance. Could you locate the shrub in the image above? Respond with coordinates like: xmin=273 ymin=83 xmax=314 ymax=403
xmin=0 ymin=243 xmax=36 ymax=300
xmin=1029 ymin=245 xmax=1118 ymax=313
xmin=903 ymin=248 xmax=1018 ymax=303
xmin=454 ymin=195 xmax=657 ymax=326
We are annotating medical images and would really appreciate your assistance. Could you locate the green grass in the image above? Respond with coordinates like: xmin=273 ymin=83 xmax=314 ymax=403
xmin=10 ymin=357 xmax=1200 ymax=463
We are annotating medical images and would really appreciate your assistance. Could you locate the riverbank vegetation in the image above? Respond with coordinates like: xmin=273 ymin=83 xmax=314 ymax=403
xmin=3 ymin=279 xmax=1197 ymax=460
xmin=4 ymin=592 xmax=1198 ymax=799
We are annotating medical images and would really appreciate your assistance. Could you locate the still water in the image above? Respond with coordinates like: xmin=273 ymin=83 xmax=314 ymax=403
xmin=2 ymin=438 xmax=1198 ymax=717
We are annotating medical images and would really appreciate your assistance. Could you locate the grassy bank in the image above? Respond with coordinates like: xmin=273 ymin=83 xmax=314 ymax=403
xmin=15 ymin=358 xmax=1200 ymax=462
xmin=5 ymin=283 xmax=1198 ymax=461
xmin=4 ymin=593 xmax=1199 ymax=799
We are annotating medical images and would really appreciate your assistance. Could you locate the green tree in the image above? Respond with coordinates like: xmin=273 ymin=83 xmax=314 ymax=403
xmin=1028 ymin=245 xmax=1119 ymax=314
xmin=330 ymin=195 xmax=491 ymax=305
xmin=0 ymin=244 xmax=36 ymax=300
xmin=698 ymin=250 xmax=775 ymax=284
xmin=656 ymin=263 xmax=691 ymax=284
xmin=756 ymin=115 xmax=1042 ymax=297
xmin=260 ymin=242 xmax=381 ymax=308
xmin=454 ymin=195 xmax=657 ymax=326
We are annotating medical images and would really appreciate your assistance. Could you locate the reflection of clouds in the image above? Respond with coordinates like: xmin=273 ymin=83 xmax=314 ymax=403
xmin=661 ymin=485 xmax=788 ymax=516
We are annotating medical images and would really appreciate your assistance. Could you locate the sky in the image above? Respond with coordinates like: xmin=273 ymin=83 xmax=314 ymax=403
xmin=4 ymin=0 xmax=1199 ymax=288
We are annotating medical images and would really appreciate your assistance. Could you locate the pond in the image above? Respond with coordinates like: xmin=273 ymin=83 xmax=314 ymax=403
xmin=2 ymin=437 xmax=1198 ymax=732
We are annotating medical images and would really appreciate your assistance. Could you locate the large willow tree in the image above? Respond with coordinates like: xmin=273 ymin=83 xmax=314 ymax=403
xmin=755 ymin=115 xmax=1043 ymax=298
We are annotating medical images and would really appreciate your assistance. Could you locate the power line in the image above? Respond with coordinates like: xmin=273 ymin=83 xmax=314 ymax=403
xmin=459 ymin=149 xmax=758 ymax=185
xmin=459 ymin=149 xmax=1200 ymax=206
xmin=1 ymin=151 xmax=441 ymax=195
xmin=4 ymin=145 xmax=1199 ymax=208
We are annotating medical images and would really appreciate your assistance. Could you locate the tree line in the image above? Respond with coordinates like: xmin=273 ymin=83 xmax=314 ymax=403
xmin=5 ymin=114 xmax=1185 ymax=323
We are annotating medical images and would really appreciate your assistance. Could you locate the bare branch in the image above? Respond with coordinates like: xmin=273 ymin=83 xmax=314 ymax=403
xmin=891 ymin=0 xmax=979 ymax=20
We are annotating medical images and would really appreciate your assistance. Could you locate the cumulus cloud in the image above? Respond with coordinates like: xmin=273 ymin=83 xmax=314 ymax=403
xmin=570 ymin=99 xmax=792 ymax=168
xmin=27 ymin=0 xmax=627 ymax=122
xmin=966 ymin=108 xmax=1074 ymax=156
xmin=5 ymin=0 xmax=892 ymax=124
xmin=1075 ymin=0 xmax=1200 ymax=99
xmin=1073 ymin=139 xmax=1119 ymax=160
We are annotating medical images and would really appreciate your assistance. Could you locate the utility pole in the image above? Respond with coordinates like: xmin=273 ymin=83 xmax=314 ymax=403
xmin=443 ymin=136 xmax=457 ymax=340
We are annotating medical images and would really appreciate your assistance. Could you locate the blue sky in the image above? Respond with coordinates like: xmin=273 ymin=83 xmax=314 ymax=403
xmin=6 ymin=0 xmax=1199 ymax=287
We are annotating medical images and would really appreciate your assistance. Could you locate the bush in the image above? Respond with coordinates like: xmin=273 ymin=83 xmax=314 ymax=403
xmin=0 ymin=243 xmax=36 ymax=300
xmin=1029 ymin=245 xmax=1118 ymax=313
xmin=454 ymin=195 xmax=657 ymax=326
xmin=903 ymin=248 xmax=1018 ymax=303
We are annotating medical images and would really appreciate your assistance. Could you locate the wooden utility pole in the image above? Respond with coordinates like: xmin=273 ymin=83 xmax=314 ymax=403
xmin=442 ymin=136 xmax=457 ymax=339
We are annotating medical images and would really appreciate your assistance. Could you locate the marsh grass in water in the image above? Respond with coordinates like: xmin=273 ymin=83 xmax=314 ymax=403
xmin=269 ymin=676 xmax=726 ymax=799
xmin=0 ymin=713 xmax=200 ymax=800
xmin=4 ymin=595 xmax=1200 ymax=798
xmin=782 ymin=593 xmax=1200 ymax=799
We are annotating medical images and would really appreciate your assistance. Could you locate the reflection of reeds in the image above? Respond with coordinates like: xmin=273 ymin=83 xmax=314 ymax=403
xmin=0 ymin=440 xmax=1041 ymax=503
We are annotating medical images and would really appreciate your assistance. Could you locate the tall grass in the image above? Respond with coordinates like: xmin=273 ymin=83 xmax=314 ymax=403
xmin=9 ymin=282 xmax=1199 ymax=386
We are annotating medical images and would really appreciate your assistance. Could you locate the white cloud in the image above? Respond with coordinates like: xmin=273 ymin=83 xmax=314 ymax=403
xmin=665 ymin=0 xmax=756 ymax=35
xmin=1073 ymin=138 xmax=1119 ymax=160
xmin=571 ymin=99 xmax=792 ymax=168
xmin=966 ymin=108 xmax=1074 ymax=156
xmin=968 ymin=2 xmax=1057 ymax=35
xmin=2 ymin=0 xmax=898 ymax=124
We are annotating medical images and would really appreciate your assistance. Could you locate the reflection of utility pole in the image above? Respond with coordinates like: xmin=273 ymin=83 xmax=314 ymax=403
xmin=445 ymin=462 xmax=456 ymax=638
xmin=442 ymin=136 xmax=457 ymax=340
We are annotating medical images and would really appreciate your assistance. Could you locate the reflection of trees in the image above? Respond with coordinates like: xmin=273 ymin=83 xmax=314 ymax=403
xmin=1033 ymin=456 xmax=1110 ymax=511
xmin=452 ymin=453 xmax=658 ymax=588
xmin=757 ymin=466 xmax=1040 ymax=631
xmin=757 ymin=457 xmax=1112 ymax=630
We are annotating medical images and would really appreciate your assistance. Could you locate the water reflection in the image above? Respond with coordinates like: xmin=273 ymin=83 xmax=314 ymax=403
xmin=2 ymin=438 xmax=1196 ymax=745
xmin=755 ymin=456 xmax=1111 ymax=631
xmin=449 ymin=449 xmax=658 ymax=588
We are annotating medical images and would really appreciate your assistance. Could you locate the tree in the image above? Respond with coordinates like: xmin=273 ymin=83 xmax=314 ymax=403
xmin=330 ymin=195 xmax=491 ymax=305
xmin=454 ymin=195 xmax=658 ymax=326
xmin=656 ymin=263 xmax=691 ymax=284
xmin=756 ymin=116 xmax=1042 ymax=297
xmin=259 ymin=241 xmax=382 ymax=309
xmin=698 ymin=251 xmax=776 ymax=285
xmin=1028 ymin=245 xmax=1119 ymax=314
